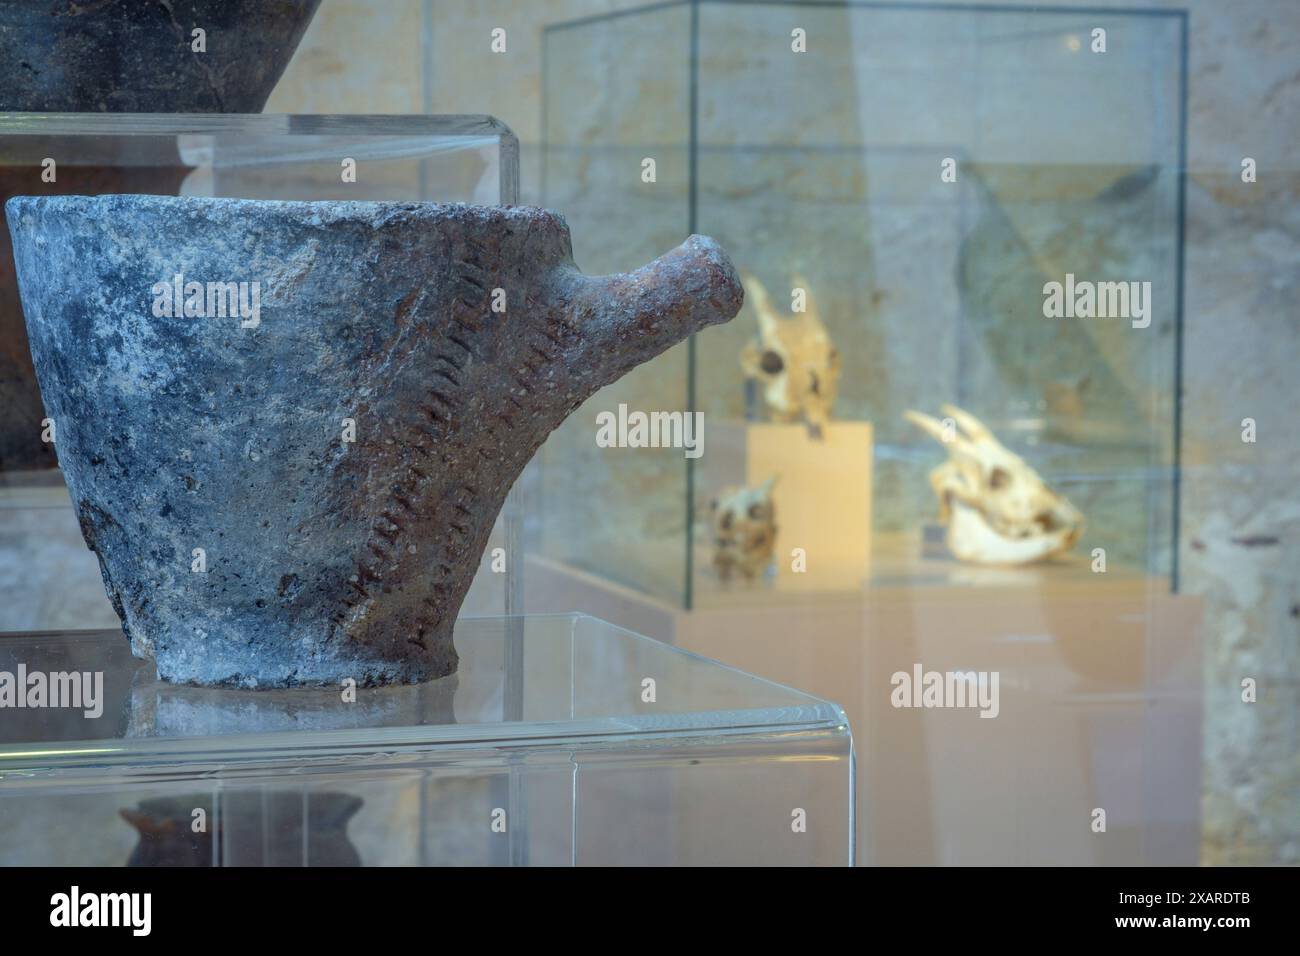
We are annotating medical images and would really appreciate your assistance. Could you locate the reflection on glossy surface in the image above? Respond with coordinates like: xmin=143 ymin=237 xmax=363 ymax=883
xmin=122 ymin=791 xmax=362 ymax=867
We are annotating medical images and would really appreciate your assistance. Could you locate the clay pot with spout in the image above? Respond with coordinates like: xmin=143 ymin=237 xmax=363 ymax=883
xmin=7 ymin=195 xmax=742 ymax=687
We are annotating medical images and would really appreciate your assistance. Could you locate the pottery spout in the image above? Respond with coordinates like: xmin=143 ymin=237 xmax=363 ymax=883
xmin=7 ymin=196 xmax=742 ymax=687
xmin=549 ymin=234 xmax=743 ymax=382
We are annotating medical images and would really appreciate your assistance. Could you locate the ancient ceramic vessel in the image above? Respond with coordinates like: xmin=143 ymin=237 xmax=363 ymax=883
xmin=8 ymin=195 xmax=742 ymax=687
xmin=0 ymin=0 xmax=321 ymax=113
xmin=0 ymin=0 xmax=321 ymax=470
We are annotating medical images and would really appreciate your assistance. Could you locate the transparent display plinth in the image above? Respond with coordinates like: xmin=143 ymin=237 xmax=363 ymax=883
xmin=0 ymin=113 xmax=522 ymax=632
xmin=0 ymin=614 xmax=854 ymax=866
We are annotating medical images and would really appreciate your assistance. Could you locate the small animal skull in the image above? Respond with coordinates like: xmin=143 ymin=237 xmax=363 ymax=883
xmin=904 ymin=405 xmax=1084 ymax=565
xmin=708 ymin=477 xmax=778 ymax=582
xmin=740 ymin=273 xmax=840 ymax=439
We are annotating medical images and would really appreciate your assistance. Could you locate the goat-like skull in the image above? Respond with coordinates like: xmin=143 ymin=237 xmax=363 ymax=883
xmin=740 ymin=274 xmax=840 ymax=439
xmin=708 ymin=477 xmax=778 ymax=582
xmin=904 ymin=405 xmax=1084 ymax=565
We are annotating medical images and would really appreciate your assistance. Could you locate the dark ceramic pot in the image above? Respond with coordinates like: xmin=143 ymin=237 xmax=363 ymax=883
xmin=0 ymin=0 xmax=321 ymax=113
xmin=8 ymin=194 xmax=742 ymax=687
xmin=0 ymin=0 xmax=321 ymax=470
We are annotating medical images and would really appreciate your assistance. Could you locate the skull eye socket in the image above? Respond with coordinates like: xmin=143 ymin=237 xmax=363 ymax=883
xmin=759 ymin=350 xmax=785 ymax=375
xmin=989 ymin=467 xmax=1011 ymax=490
xmin=747 ymin=503 xmax=764 ymax=520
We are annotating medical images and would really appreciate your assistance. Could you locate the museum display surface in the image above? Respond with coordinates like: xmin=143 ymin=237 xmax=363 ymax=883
xmin=0 ymin=614 xmax=853 ymax=866
xmin=0 ymin=0 xmax=1295 ymax=875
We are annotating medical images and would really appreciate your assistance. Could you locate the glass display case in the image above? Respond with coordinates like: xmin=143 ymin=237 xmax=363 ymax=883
xmin=535 ymin=1 xmax=1201 ymax=865
xmin=0 ymin=614 xmax=853 ymax=866
xmin=539 ymin=0 xmax=1184 ymax=608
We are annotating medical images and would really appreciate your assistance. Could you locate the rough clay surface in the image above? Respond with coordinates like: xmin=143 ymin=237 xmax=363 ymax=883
xmin=0 ymin=0 xmax=321 ymax=113
xmin=1 ymin=166 xmax=190 ymax=471
xmin=7 ymin=195 xmax=743 ymax=687
xmin=0 ymin=0 xmax=319 ymax=469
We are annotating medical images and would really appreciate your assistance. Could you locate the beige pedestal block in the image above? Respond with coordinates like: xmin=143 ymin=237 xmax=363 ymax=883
xmin=745 ymin=421 xmax=873 ymax=591
xmin=693 ymin=420 xmax=873 ymax=599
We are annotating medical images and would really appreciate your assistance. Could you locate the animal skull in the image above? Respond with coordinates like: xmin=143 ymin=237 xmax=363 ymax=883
xmin=740 ymin=273 xmax=840 ymax=439
xmin=904 ymin=405 xmax=1084 ymax=565
xmin=708 ymin=477 xmax=778 ymax=582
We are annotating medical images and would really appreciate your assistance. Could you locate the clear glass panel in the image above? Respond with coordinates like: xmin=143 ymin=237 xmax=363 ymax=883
xmin=0 ymin=614 xmax=852 ymax=866
xmin=693 ymin=3 xmax=1182 ymax=602
xmin=540 ymin=4 xmax=1182 ymax=609
xmin=538 ymin=4 xmax=693 ymax=606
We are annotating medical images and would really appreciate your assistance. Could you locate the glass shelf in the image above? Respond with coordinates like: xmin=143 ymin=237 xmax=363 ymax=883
xmin=0 ymin=112 xmax=519 ymax=204
xmin=0 ymin=614 xmax=854 ymax=866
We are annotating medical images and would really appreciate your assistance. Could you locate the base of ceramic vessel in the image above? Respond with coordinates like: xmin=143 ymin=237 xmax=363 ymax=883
xmin=135 ymin=622 xmax=459 ymax=690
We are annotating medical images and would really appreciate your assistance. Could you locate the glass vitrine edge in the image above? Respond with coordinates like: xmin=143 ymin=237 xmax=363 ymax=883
xmin=568 ymin=612 xmax=854 ymax=718
xmin=0 ymin=711 xmax=849 ymax=779
xmin=684 ymin=0 xmax=701 ymax=612
xmin=0 ymin=112 xmax=515 ymax=141
xmin=542 ymin=0 xmax=1188 ymax=34
xmin=1168 ymin=8 xmax=1189 ymax=593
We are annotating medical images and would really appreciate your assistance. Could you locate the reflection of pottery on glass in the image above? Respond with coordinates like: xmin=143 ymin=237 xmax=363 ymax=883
xmin=905 ymin=405 xmax=1084 ymax=565
xmin=8 ymin=195 xmax=743 ymax=687
xmin=121 ymin=791 xmax=362 ymax=867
